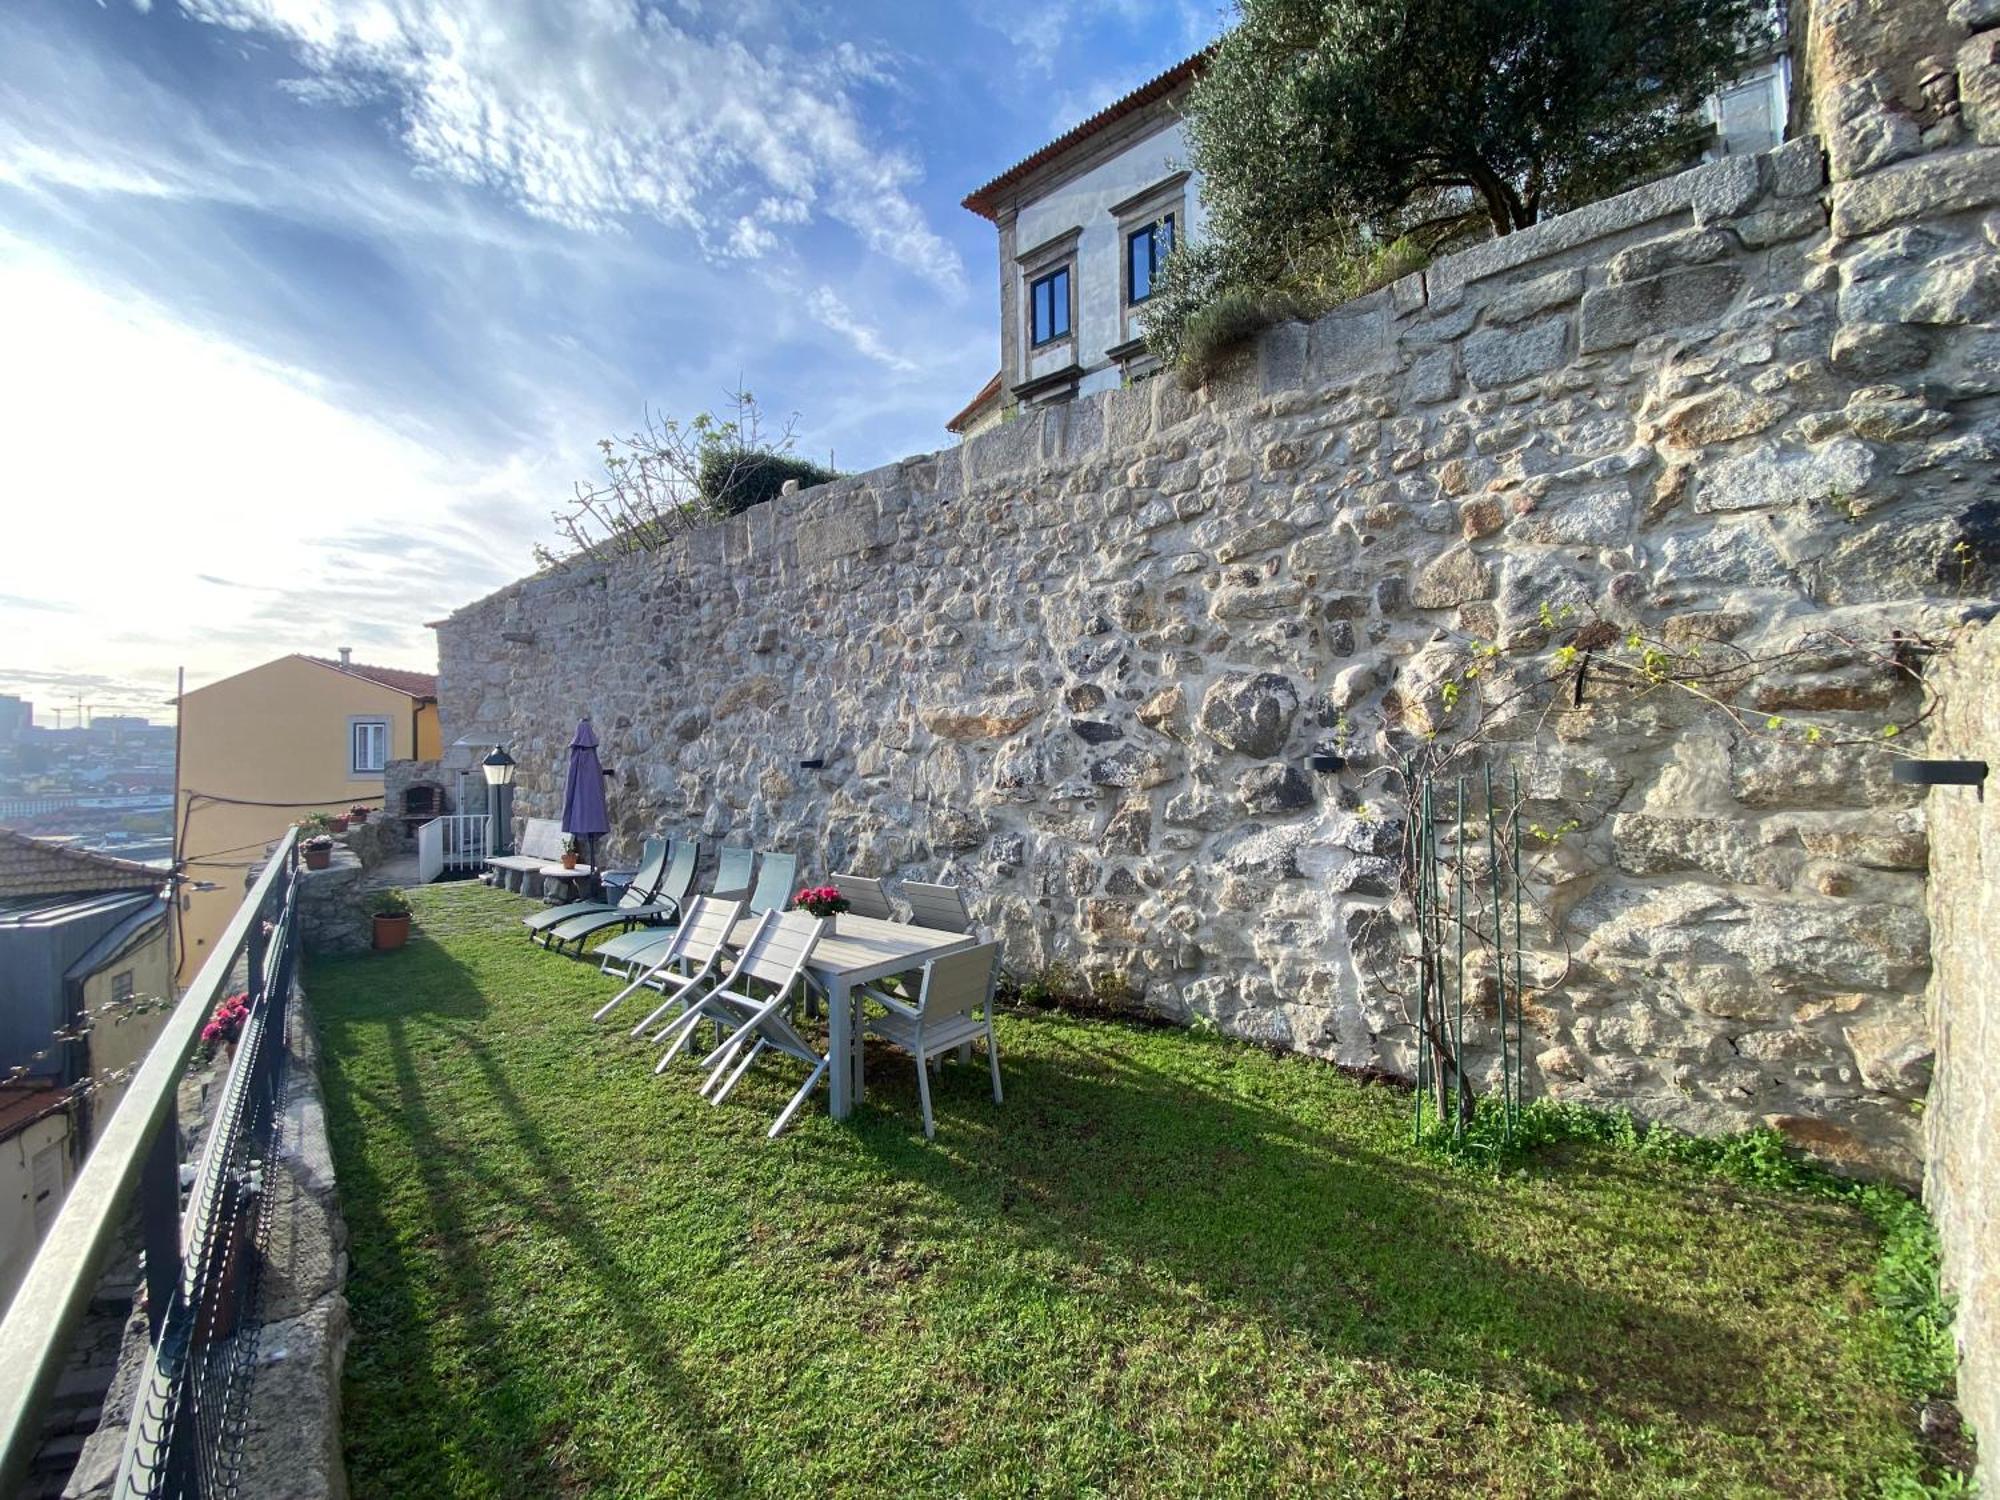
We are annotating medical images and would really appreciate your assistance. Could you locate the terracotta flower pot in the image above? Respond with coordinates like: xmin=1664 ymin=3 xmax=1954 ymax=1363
xmin=330 ymin=815 xmax=350 ymax=833
xmin=373 ymin=913 xmax=411 ymax=951
xmin=304 ymin=846 xmax=332 ymax=871
xmin=350 ymin=808 xmax=371 ymax=825
xmin=561 ymin=852 xmax=579 ymax=870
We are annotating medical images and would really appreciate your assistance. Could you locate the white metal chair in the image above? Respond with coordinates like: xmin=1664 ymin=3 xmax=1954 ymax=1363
xmin=831 ymin=872 xmax=895 ymax=920
xmin=590 ymin=895 xmax=743 ymax=1033
xmin=861 ymin=941 xmax=1004 ymax=1140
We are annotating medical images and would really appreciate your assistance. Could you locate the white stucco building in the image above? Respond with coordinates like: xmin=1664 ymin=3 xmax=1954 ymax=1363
xmin=952 ymin=36 xmax=1791 ymax=438
xmin=958 ymin=55 xmax=1206 ymax=431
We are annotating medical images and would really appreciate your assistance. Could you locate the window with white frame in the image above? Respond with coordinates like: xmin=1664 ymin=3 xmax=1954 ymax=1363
xmin=350 ymin=717 xmax=390 ymax=775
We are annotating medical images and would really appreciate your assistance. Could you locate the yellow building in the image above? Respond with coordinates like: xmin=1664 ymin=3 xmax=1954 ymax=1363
xmin=175 ymin=652 xmax=439 ymax=982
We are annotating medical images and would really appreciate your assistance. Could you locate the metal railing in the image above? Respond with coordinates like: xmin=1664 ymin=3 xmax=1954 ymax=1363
xmin=0 ymin=828 xmax=301 ymax=1499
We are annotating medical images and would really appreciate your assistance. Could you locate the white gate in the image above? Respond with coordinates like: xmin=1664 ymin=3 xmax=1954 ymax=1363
xmin=417 ymin=816 xmax=444 ymax=884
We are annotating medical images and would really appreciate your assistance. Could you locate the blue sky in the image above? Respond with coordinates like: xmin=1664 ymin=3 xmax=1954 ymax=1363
xmin=0 ymin=0 xmax=1218 ymax=722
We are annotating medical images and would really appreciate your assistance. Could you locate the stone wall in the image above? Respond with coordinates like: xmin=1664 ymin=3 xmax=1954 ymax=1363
xmin=298 ymin=849 xmax=376 ymax=958
xmin=436 ymin=9 xmax=2000 ymax=1182
xmin=1923 ymin=619 xmax=1998 ymax=1491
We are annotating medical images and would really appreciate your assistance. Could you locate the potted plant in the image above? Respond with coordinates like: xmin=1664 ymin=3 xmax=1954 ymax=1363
xmin=302 ymin=834 xmax=335 ymax=870
xmin=795 ymin=885 xmax=851 ymax=926
xmin=349 ymin=804 xmax=372 ymax=825
xmin=329 ymin=812 xmax=350 ymax=833
xmin=560 ymin=835 xmax=581 ymax=871
xmin=369 ymin=888 xmax=413 ymax=950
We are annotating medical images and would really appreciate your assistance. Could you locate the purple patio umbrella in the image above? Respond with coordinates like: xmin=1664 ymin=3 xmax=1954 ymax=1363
xmin=561 ymin=717 xmax=611 ymax=875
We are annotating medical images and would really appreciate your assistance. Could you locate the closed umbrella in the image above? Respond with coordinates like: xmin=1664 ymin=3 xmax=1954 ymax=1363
xmin=561 ymin=717 xmax=611 ymax=878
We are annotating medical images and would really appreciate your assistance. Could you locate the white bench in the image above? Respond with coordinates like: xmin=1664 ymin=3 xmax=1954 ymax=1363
xmin=487 ymin=817 xmax=566 ymax=894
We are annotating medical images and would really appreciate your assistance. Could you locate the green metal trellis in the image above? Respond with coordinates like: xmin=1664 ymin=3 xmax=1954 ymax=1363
xmin=1404 ymin=758 xmax=1528 ymax=1144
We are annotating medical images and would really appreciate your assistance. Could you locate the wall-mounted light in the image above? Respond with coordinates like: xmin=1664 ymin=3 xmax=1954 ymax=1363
xmin=1892 ymin=758 xmax=1987 ymax=792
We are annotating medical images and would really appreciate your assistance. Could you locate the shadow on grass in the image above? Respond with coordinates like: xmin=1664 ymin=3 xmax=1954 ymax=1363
xmin=318 ymin=920 xmax=1785 ymax=1471
xmin=313 ymin=932 xmax=747 ymax=1496
xmin=833 ymin=1028 xmax=1777 ymax=1435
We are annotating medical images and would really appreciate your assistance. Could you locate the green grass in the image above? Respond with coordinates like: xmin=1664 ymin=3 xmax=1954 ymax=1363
xmin=310 ymin=882 xmax=1944 ymax=1499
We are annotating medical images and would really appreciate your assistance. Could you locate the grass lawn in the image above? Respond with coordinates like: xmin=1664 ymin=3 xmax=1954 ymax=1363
xmin=309 ymin=881 xmax=1931 ymax=1498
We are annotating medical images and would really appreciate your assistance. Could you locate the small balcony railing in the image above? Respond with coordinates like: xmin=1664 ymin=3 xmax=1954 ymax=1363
xmin=0 ymin=827 xmax=302 ymax=1498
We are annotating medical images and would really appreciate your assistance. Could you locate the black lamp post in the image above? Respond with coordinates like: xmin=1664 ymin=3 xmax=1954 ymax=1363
xmin=482 ymin=745 xmax=517 ymax=857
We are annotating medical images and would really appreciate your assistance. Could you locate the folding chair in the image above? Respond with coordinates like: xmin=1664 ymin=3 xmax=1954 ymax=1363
xmin=711 ymin=846 xmax=757 ymax=899
xmin=861 ymin=941 xmax=1005 ymax=1140
xmin=673 ymin=911 xmax=828 ymax=1136
xmin=596 ymin=845 xmax=757 ymax=975
xmin=589 ymin=895 xmax=743 ymax=1032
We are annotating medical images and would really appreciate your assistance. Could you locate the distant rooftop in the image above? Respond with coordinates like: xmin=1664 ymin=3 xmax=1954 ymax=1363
xmin=296 ymin=655 xmax=438 ymax=700
xmin=0 ymin=828 xmax=167 ymax=904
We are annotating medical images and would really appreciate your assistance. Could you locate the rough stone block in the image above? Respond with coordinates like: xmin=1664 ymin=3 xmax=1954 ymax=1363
xmin=1389 ymin=270 xmax=1428 ymax=316
xmin=1198 ymin=673 xmax=1301 ymax=757
xmin=1306 ymin=297 xmax=1393 ymax=381
xmin=1736 ymin=202 xmax=1829 ymax=248
xmin=1238 ymin=763 xmax=1316 ymax=813
xmin=1692 ymin=153 xmax=1766 ymax=225
xmin=1463 ymin=316 xmax=1569 ymax=388
xmin=1578 ymin=264 xmax=1743 ymax=352
xmin=1258 ymin=319 xmax=1309 ymax=395
xmin=1695 ymin=438 xmax=1877 ymax=513
xmin=1964 ymin=32 xmax=2000 ymax=145
xmin=1485 ymin=267 xmax=1585 ymax=326
xmin=1767 ymin=136 xmax=1827 ymax=198
xmin=1607 ymin=227 xmax=1734 ymax=284
xmin=1410 ymin=546 xmax=1494 ymax=608
xmin=964 ymin=417 xmax=1038 ymax=484
xmin=1409 ymin=346 xmax=1459 ymax=403
xmin=1831 ymin=147 xmax=2000 ymax=238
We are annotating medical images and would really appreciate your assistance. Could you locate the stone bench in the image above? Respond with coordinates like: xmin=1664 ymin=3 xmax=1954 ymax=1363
xmin=486 ymin=817 xmax=565 ymax=894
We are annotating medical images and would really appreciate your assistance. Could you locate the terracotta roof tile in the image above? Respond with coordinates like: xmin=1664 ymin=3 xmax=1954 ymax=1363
xmin=962 ymin=52 xmax=1208 ymax=221
xmin=298 ymin=655 xmax=438 ymax=699
xmin=947 ymin=371 xmax=1003 ymax=434
xmin=0 ymin=828 xmax=166 ymax=901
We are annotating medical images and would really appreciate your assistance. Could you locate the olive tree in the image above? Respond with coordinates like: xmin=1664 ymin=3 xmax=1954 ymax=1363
xmin=1151 ymin=0 xmax=1764 ymax=370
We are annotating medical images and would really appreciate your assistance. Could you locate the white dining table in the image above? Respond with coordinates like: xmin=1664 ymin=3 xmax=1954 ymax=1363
xmin=726 ymin=912 xmax=976 ymax=1119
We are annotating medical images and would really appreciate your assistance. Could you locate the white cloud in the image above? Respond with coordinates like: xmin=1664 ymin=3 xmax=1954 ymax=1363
xmin=804 ymin=285 xmax=915 ymax=372
xmin=167 ymin=0 xmax=967 ymax=293
xmin=0 ymin=241 xmax=557 ymax=708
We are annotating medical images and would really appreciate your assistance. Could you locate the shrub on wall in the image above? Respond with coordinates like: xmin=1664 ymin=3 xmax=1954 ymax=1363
xmin=538 ymin=385 xmax=840 ymax=564
xmin=698 ymin=448 xmax=841 ymax=517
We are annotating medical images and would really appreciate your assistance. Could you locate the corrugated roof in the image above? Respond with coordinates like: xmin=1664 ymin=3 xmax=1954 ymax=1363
xmin=962 ymin=52 xmax=1208 ymax=221
xmin=947 ymin=371 xmax=1004 ymax=434
xmin=298 ymin=655 xmax=438 ymax=699
xmin=64 ymin=895 xmax=169 ymax=980
xmin=0 ymin=829 xmax=168 ymax=903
